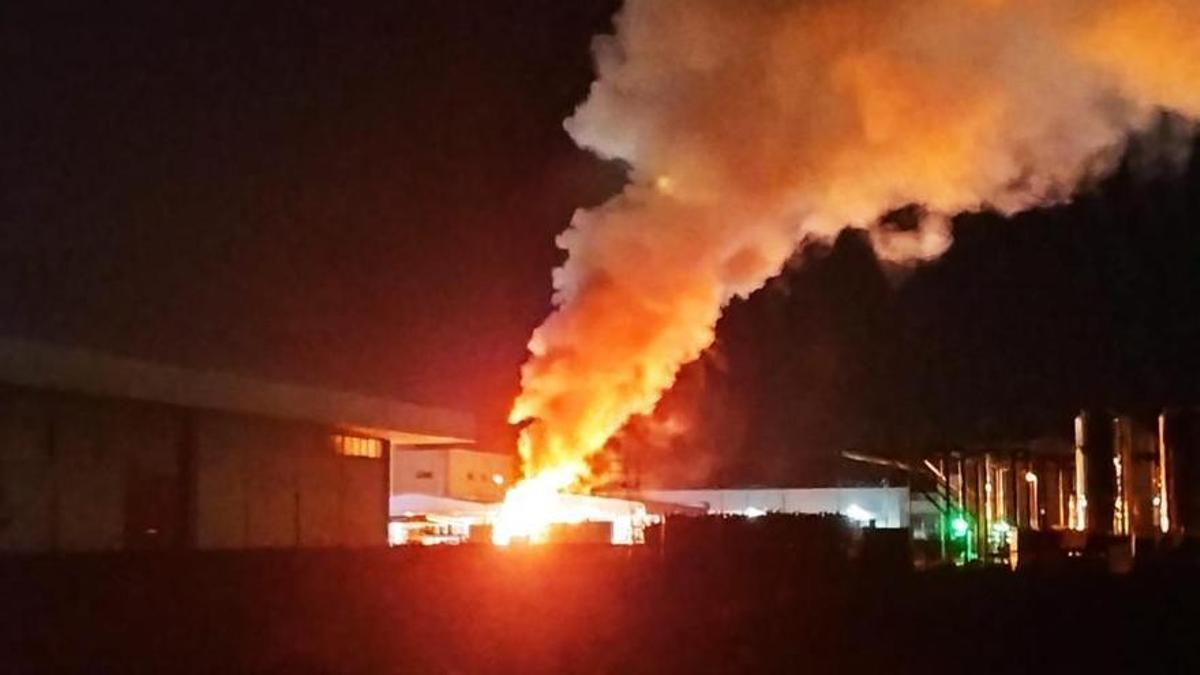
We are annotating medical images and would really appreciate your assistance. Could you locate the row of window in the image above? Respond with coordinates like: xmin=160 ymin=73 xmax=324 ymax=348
xmin=332 ymin=434 xmax=384 ymax=459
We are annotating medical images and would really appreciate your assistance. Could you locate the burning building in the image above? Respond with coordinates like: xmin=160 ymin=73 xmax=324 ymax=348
xmin=486 ymin=0 xmax=1200 ymax=538
xmin=386 ymin=468 xmax=655 ymax=546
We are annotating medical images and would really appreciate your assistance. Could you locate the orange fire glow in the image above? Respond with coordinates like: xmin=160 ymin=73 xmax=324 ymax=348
xmin=491 ymin=466 xmax=581 ymax=545
xmin=493 ymin=0 xmax=1200 ymax=541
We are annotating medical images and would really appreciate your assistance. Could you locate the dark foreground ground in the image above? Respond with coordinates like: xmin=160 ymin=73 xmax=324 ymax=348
xmin=2 ymin=545 xmax=1199 ymax=674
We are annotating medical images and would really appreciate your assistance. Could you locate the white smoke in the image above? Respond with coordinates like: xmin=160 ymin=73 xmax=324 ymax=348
xmin=511 ymin=0 xmax=1200 ymax=483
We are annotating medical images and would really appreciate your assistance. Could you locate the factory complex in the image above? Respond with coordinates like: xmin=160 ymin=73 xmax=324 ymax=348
xmin=3 ymin=338 xmax=1199 ymax=570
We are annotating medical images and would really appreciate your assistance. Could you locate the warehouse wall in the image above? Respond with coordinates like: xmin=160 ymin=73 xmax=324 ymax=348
xmin=0 ymin=385 xmax=389 ymax=552
xmin=443 ymin=450 xmax=514 ymax=502
xmin=341 ymin=455 xmax=385 ymax=546
xmin=0 ymin=391 xmax=54 ymax=551
xmin=391 ymin=448 xmax=514 ymax=502
xmin=54 ymin=401 xmax=130 ymax=551
xmin=390 ymin=449 xmax=450 ymax=496
xmin=193 ymin=414 xmax=387 ymax=549
xmin=0 ymin=389 xmax=184 ymax=552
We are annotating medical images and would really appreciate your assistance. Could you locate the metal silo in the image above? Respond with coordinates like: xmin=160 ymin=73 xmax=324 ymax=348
xmin=1159 ymin=408 xmax=1200 ymax=536
xmin=1074 ymin=411 xmax=1116 ymax=535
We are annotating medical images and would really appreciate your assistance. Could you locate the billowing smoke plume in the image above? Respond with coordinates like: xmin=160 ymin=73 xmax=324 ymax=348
xmin=510 ymin=0 xmax=1200 ymax=487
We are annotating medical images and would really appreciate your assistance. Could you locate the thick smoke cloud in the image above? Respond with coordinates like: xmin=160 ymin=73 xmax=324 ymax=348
xmin=510 ymin=0 xmax=1200 ymax=486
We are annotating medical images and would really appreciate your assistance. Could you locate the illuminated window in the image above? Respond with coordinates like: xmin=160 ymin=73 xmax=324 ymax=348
xmin=332 ymin=434 xmax=384 ymax=459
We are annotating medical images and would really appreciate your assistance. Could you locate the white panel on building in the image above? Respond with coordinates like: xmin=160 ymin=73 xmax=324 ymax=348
xmin=638 ymin=487 xmax=911 ymax=528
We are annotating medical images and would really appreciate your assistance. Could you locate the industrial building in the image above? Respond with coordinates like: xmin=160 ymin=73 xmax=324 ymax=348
xmin=387 ymin=447 xmax=653 ymax=545
xmin=862 ymin=407 xmax=1200 ymax=568
xmin=634 ymin=487 xmax=911 ymax=528
xmin=391 ymin=446 xmax=515 ymax=505
xmin=388 ymin=447 xmax=517 ymax=544
xmin=388 ymin=489 xmax=653 ymax=546
xmin=0 ymin=338 xmax=473 ymax=552
xmin=385 ymin=447 xmax=909 ymax=546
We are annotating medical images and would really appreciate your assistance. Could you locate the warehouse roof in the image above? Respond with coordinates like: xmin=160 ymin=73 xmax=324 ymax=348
xmin=0 ymin=337 xmax=473 ymax=445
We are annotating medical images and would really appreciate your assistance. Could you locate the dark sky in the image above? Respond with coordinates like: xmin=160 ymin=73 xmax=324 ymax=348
xmin=4 ymin=1 xmax=1199 ymax=485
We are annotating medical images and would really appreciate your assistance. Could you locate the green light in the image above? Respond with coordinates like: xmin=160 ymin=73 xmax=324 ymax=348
xmin=950 ymin=515 xmax=969 ymax=538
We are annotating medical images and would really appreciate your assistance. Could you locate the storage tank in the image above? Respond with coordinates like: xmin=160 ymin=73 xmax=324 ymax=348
xmin=1074 ymin=411 xmax=1116 ymax=535
xmin=1159 ymin=408 xmax=1200 ymax=536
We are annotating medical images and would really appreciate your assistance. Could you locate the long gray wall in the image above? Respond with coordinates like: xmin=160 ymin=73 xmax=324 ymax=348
xmin=0 ymin=386 xmax=387 ymax=552
xmin=194 ymin=413 xmax=385 ymax=548
xmin=0 ymin=389 xmax=184 ymax=551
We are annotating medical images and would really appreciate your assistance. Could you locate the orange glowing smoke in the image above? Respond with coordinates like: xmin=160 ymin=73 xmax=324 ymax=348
xmin=493 ymin=0 xmax=1200 ymax=538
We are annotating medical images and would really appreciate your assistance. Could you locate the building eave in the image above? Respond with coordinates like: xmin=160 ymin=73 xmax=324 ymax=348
xmin=0 ymin=337 xmax=474 ymax=443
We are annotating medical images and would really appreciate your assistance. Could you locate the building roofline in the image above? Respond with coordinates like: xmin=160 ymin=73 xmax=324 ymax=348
xmin=0 ymin=337 xmax=474 ymax=444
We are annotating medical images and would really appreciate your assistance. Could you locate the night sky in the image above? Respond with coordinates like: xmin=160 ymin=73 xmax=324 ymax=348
xmin=5 ymin=1 xmax=1199 ymax=485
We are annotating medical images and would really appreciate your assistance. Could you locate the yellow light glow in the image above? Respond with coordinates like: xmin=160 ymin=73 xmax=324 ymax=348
xmin=491 ymin=467 xmax=580 ymax=546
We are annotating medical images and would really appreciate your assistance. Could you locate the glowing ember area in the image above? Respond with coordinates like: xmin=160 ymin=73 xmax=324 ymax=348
xmin=491 ymin=468 xmax=649 ymax=546
xmin=500 ymin=0 xmax=1200 ymax=525
xmin=491 ymin=467 xmax=578 ymax=545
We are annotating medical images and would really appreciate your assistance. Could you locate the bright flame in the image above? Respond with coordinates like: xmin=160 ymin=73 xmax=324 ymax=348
xmin=491 ymin=466 xmax=578 ymax=545
xmin=491 ymin=466 xmax=650 ymax=546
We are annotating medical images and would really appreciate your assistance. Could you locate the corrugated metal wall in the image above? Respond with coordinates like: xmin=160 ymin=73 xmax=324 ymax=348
xmin=0 ymin=390 xmax=181 ymax=551
xmin=0 ymin=386 xmax=388 ymax=552
xmin=191 ymin=413 xmax=387 ymax=548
